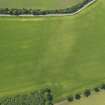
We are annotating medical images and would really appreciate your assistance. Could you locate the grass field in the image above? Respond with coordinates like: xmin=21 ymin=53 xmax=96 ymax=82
xmin=0 ymin=0 xmax=83 ymax=9
xmin=0 ymin=0 xmax=105 ymax=103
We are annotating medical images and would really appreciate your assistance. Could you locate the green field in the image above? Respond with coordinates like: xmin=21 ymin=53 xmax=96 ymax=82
xmin=0 ymin=0 xmax=105 ymax=103
xmin=0 ymin=0 xmax=83 ymax=9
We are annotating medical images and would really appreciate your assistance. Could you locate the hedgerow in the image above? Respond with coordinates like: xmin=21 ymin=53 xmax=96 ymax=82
xmin=0 ymin=88 xmax=53 ymax=105
xmin=0 ymin=0 xmax=94 ymax=16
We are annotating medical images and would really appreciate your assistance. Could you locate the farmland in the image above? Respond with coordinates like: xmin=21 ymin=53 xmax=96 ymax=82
xmin=0 ymin=0 xmax=105 ymax=104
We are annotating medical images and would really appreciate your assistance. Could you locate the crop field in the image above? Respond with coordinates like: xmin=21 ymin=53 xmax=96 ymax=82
xmin=0 ymin=0 xmax=83 ymax=9
xmin=0 ymin=0 xmax=105 ymax=104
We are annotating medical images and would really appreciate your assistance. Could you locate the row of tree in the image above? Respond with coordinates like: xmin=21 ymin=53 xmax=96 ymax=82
xmin=67 ymin=83 xmax=105 ymax=102
xmin=0 ymin=88 xmax=53 ymax=105
xmin=0 ymin=0 xmax=94 ymax=16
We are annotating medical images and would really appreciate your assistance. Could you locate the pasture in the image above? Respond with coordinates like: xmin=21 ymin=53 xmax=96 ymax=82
xmin=0 ymin=0 xmax=105 ymax=103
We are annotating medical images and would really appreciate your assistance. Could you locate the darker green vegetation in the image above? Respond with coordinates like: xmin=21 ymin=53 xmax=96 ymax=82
xmin=101 ymin=84 xmax=105 ymax=90
xmin=94 ymin=87 xmax=100 ymax=92
xmin=0 ymin=0 xmax=94 ymax=16
xmin=44 ymin=88 xmax=53 ymax=105
xmin=75 ymin=94 xmax=81 ymax=100
xmin=0 ymin=88 xmax=53 ymax=105
xmin=84 ymin=89 xmax=91 ymax=97
xmin=67 ymin=96 xmax=74 ymax=102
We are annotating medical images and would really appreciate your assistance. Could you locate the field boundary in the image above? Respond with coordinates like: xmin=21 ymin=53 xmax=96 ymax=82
xmin=55 ymin=90 xmax=105 ymax=105
xmin=54 ymin=85 xmax=105 ymax=105
xmin=0 ymin=0 xmax=96 ymax=17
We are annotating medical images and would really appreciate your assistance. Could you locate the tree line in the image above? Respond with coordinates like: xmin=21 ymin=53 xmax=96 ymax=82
xmin=67 ymin=83 xmax=105 ymax=102
xmin=0 ymin=0 xmax=94 ymax=16
xmin=0 ymin=83 xmax=104 ymax=105
xmin=0 ymin=88 xmax=53 ymax=105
